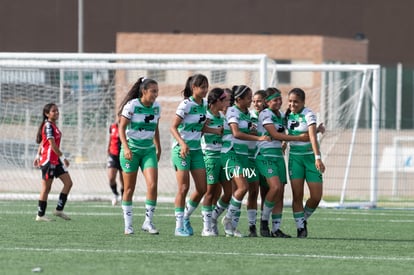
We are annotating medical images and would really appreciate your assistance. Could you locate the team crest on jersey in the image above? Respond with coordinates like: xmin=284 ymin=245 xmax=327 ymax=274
xmin=181 ymin=160 xmax=187 ymax=167
xmin=125 ymin=162 xmax=130 ymax=169
xmin=208 ymin=174 xmax=215 ymax=182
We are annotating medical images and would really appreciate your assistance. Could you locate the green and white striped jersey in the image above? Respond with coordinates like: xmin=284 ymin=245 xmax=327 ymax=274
xmin=173 ymin=96 xmax=207 ymax=150
xmin=221 ymin=105 xmax=251 ymax=155
xmin=201 ymin=110 xmax=224 ymax=157
xmin=250 ymin=110 xmax=259 ymax=125
xmin=248 ymin=110 xmax=259 ymax=157
xmin=256 ymin=108 xmax=284 ymax=157
xmin=287 ymin=107 xmax=317 ymax=155
xmin=121 ymin=98 xmax=161 ymax=149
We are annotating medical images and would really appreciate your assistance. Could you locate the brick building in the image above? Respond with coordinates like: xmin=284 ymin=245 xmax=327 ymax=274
xmin=115 ymin=32 xmax=368 ymax=114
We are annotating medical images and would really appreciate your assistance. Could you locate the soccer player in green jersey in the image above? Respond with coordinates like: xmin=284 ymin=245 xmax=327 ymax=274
xmin=171 ymin=74 xmax=219 ymax=237
xmin=210 ymin=88 xmax=233 ymax=235
xmin=118 ymin=77 xmax=161 ymax=235
xmin=286 ymin=87 xmax=326 ymax=238
xmin=200 ymin=87 xmax=229 ymax=236
xmin=221 ymin=85 xmax=271 ymax=237
xmin=246 ymin=89 xmax=267 ymax=237
xmin=256 ymin=87 xmax=310 ymax=237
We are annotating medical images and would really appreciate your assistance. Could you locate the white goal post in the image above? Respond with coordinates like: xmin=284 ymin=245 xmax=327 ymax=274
xmin=0 ymin=53 xmax=380 ymax=208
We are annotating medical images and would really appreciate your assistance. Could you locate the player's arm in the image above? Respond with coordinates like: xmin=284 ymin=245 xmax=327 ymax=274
xmin=154 ymin=118 xmax=162 ymax=161
xmin=107 ymin=126 xmax=112 ymax=155
xmin=202 ymin=119 xmax=222 ymax=135
xmin=170 ymin=115 xmax=189 ymax=158
xmin=229 ymin=123 xmax=269 ymax=142
xmin=309 ymin=123 xmax=325 ymax=173
xmin=33 ymin=144 xmax=42 ymax=167
xmin=49 ymin=138 xmax=70 ymax=167
xmin=263 ymin=123 xmax=309 ymax=142
xmin=119 ymin=115 xmax=132 ymax=160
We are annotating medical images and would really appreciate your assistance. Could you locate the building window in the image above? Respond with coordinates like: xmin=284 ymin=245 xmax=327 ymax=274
xmin=211 ymin=70 xmax=227 ymax=84
xmin=275 ymin=59 xmax=291 ymax=84
xmin=211 ymin=62 xmax=227 ymax=84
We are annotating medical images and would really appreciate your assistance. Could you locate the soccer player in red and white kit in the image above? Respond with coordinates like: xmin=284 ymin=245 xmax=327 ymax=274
xmin=33 ymin=103 xmax=73 ymax=221
xmin=107 ymin=118 xmax=124 ymax=206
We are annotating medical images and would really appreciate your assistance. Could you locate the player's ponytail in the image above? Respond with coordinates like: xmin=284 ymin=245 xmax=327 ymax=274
xmin=36 ymin=103 xmax=56 ymax=144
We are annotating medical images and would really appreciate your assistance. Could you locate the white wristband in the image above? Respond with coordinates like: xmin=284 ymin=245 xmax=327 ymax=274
xmin=315 ymin=155 xmax=321 ymax=160
xmin=60 ymin=155 xmax=67 ymax=161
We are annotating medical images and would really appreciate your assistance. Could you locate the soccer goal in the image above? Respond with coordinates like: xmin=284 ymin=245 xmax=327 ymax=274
xmin=0 ymin=53 xmax=380 ymax=208
xmin=377 ymin=136 xmax=414 ymax=198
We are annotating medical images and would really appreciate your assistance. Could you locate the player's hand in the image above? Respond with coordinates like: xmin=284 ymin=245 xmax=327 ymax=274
xmin=33 ymin=158 xmax=40 ymax=168
xmin=298 ymin=132 xmax=310 ymax=141
xmin=316 ymin=159 xmax=325 ymax=173
xmin=123 ymin=147 xmax=133 ymax=160
xmin=180 ymin=143 xmax=189 ymax=158
xmin=317 ymin=123 xmax=326 ymax=134
xmin=259 ymin=135 xmax=271 ymax=142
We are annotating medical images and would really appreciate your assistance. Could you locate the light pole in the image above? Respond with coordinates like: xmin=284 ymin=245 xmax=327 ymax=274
xmin=78 ymin=0 xmax=83 ymax=53
xmin=77 ymin=0 xmax=84 ymax=161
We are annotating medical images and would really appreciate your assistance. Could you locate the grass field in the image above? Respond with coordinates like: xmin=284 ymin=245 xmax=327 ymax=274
xmin=0 ymin=200 xmax=413 ymax=275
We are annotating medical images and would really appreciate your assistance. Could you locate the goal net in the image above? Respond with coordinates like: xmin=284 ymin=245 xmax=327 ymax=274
xmin=0 ymin=53 xmax=381 ymax=208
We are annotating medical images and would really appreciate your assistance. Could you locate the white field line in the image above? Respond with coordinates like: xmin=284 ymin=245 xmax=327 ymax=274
xmin=1 ymin=210 xmax=413 ymax=223
xmin=0 ymin=193 xmax=176 ymax=203
xmin=1 ymin=201 xmax=413 ymax=216
xmin=0 ymin=210 xmax=174 ymax=217
xmin=1 ymin=247 xmax=413 ymax=262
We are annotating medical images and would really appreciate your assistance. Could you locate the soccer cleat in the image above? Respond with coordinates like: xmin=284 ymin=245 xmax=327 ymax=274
xmin=297 ymin=221 xmax=308 ymax=238
xmin=35 ymin=215 xmax=54 ymax=222
xmin=53 ymin=210 xmax=71 ymax=220
xmin=124 ymin=226 xmax=134 ymax=235
xmin=201 ymin=228 xmax=217 ymax=237
xmin=221 ymin=216 xmax=234 ymax=237
xmin=141 ymin=221 xmax=159 ymax=235
xmin=183 ymin=218 xmax=194 ymax=235
xmin=233 ymin=229 xmax=245 ymax=238
xmin=211 ymin=218 xmax=219 ymax=236
xmin=175 ymin=227 xmax=190 ymax=237
xmin=260 ymin=220 xmax=271 ymax=237
xmin=271 ymin=229 xmax=292 ymax=238
xmin=248 ymin=225 xmax=258 ymax=237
